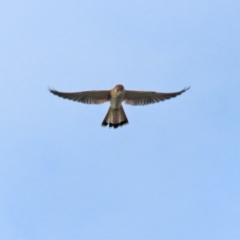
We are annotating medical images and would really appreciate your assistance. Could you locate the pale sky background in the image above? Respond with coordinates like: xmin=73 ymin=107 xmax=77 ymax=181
xmin=0 ymin=1 xmax=240 ymax=240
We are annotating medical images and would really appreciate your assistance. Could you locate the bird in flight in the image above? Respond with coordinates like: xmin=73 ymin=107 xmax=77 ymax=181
xmin=49 ymin=84 xmax=190 ymax=129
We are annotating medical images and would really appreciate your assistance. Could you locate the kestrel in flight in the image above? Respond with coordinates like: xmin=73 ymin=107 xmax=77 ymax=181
xmin=49 ymin=84 xmax=189 ymax=129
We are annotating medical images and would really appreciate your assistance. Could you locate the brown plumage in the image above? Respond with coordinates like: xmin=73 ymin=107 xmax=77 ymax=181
xmin=102 ymin=106 xmax=128 ymax=128
xmin=49 ymin=84 xmax=190 ymax=129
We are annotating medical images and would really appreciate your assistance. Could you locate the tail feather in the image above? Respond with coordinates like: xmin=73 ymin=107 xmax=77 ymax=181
xmin=102 ymin=106 xmax=128 ymax=129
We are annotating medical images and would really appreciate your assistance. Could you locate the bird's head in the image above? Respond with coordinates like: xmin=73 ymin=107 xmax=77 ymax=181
xmin=114 ymin=84 xmax=125 ymax=95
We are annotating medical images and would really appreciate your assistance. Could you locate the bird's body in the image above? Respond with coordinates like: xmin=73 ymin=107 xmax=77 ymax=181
xmin=110 ymin=84 xmax=125 ymax=109
xmin=49 ymin=84 xmax=189 ymax=129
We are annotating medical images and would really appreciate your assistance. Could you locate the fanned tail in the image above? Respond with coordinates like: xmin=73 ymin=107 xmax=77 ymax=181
xmin=101 ymin=106 xmax=128 ymax=129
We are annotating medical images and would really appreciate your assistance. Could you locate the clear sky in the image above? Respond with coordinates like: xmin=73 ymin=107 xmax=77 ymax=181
xmin=1 ymin=1 xmax=240 ymax=240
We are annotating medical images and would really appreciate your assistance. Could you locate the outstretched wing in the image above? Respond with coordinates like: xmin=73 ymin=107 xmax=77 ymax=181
xmin=124 ymin=87 xmax=190 ymax=106
xmin=49 ymin=88 xmax=110 ymax=104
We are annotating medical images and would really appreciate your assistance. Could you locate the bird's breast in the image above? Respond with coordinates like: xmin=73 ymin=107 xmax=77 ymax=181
xmin=110 ymin=94 xmax=124 ymax=109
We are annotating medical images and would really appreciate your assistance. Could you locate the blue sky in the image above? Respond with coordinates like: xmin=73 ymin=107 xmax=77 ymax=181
xmin=0 ymin=1 xmax=239 ymax=239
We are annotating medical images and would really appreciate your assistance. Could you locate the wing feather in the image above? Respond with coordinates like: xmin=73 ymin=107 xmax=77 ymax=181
xmin=49 ymin=88 xmax=110 ymax=104
xmin=124 ymin=87 xmax=190 ymax=106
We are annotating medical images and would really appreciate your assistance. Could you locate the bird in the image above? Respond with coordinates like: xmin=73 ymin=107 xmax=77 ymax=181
xmin=49 ymin=84 xmax=190 ymax=129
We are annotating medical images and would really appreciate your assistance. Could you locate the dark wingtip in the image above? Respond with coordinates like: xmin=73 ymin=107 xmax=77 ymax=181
xmin=183 ymin=86 xmax=190 ymax=92
xmin=48 ymin=87 xmax=56 ymax=94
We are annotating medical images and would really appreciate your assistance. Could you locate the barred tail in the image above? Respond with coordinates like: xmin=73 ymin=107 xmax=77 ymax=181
xmin=101 ymin=106 xmax=128 ymax=129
